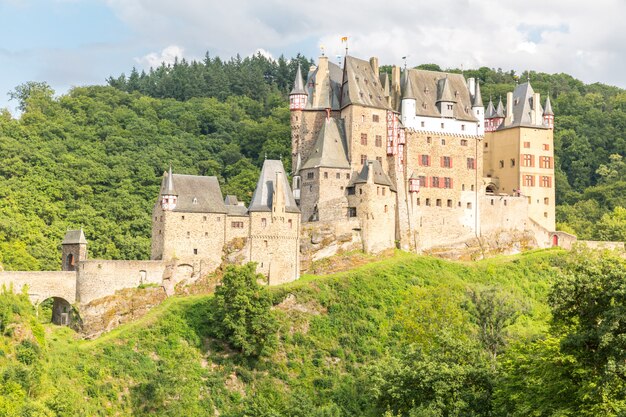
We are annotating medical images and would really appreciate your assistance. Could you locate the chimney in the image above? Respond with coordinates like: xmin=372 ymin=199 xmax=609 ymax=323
xmin=272 ymin=171 xmax=286 ymax=214
xmin=505 ymin=91 xmax=514 ymax=125
xmin=533 ymin=92 xmax=541 ymax=125
xmin=392 ymin=65 xmax=401 ymax=95
xmin=369 ymin=57 xmax=379 ymax=79
xmin=366 ymin=161 xmax=374 ymax=183
xmin=467 ymin=78 xmax=476 ymax=98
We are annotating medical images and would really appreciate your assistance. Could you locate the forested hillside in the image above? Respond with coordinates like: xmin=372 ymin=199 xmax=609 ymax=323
xmin=2 ymin=250 xmax=625 ymax=416
xmin=0 ymin=53 xmax=624 ymax=270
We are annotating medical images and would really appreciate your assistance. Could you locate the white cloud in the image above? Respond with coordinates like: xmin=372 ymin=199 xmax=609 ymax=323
xmin=101 ymin=0 xmax=626 ymax=87
xmin=252 ymin=48 xmax=274 ymax=60
xmin=136 ymin=45 xmax=185 ymax=68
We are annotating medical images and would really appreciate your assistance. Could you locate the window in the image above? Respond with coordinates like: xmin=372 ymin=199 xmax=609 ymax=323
xmin=417 ymin=198 xmax=421 ymax=206
xmin=373 ymin=114 xmax=380 ymax=122
xmin=471 ymin=185 xmax=475 ymax=191
xmin=418 ymin=176 xmax=427 ymax=187
xmin=510 ymin=158 xmax=516 ymax=167
xmin=375 ymin=135 xmax=383 ymax=147
xmin=347 ymin=187 xmax=355 ymax=195
xmin=447 ymin=104 xmax=453 ymax=110
xmin=425 ymin=198 xmax=431 ymax=206
xmin=324 ymin=172 xmax=328 ymax=179
xmin=231 ymin=221 xmax=244 ymax=228
xmin=288 ymin=219 xmax=293 ymax=228
xmin=524 ymin=141 xmax=531 ymax=148
xmin=421 ymin=121 xmax=425 ymax=127
xmin=193 ymin=249 xmax=198 ymax=255
xmin=467 ymin=157 xmax=476 ymax=169
xmin=544 ymin=197 xmax=549 ymax=205
xmin=431 ymin=176 xmax=440 ymax=188
xmin=524 ymin=175 xmax=535 ymax=186
xmin=360 ymin=154 xmax=367 ymax=165
xmin=181 ymin=215 xmax=185 ymax=220
xmin=336 ymin=172 xmax=340 ymax=179
xmin=205 ymin=232 xmax=208 ymax=236
xmin=348 ymin=207 xmax=357 ymax=217
xmin=540 ymin=176 xmax=552 ymax=187
xmin=467 ymin=202 xmax=472 ymax=209
xmin=544 ymin=212 xmax=548 ymax=218
xmin=499 ymin=160 xmax=504 ymax=168
xmin=543 ymin=143 xmax=550 ymax=151
xmin=522 ymin=154 xmax=535 ymax=167
xmin=539 ymin=156 xmax=553 ymax=168
xmin=264 ymin=240 xmax=268 ymax=248
xmin=441 ymin=156 xmax=452 ymax=168
xmin=441 ymin=123 xmax=445 ymax=129
xmin=384 ymin=205 xmax=388 ymax=213
xmin=346 ymin=173 xmax=350 ymax=179
xmin=203 ymin=216 xmax=207 ymax=221
xmin=361 ymin=115 xmax=365 ymax=122
xmin=447 ymin=199 xmax=453 ymax=207
xmin=192 ymin=197 xmax=198 ymax=204
xmin=436 ymin=199 xmax=442 ymax=207
xmin=426 ymin=136 xmax=432 ymax=144
xmin=307 ymin=172 xmax=314 ymax=179
xmin=461 ymin=124 xmax=465 ymax=131
xmin=187 ymin=231 xmax=190 ymax=237
xmin=361 ymin=133 xmax=368 ymax=145
xmin=461 ymin=139 xmax=468 ymax=146
xmin=444 ymin=177 xmax=453 ymax=189
xmin=261 ymin=218 xmax=267 ymax=227
xmin=462 ymin=184 xmax=465 ymax=191
xmin=376 ymin=156 xmax=382 ymax=164
xmin=441 ymin=138 xmax=446 ymax=145
xmin=420 ymin=154 xmax=431 ymax=166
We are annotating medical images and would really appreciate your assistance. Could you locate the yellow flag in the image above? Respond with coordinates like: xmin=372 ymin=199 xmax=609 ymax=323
xmin=341 ymin=36 xmax=348 ymax=42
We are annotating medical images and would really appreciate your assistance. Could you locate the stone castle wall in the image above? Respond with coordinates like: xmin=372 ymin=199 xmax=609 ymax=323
xmin=341 ymin=105 xmax=389 ymax=171
xmin=0 ymin=271 xmax=76 ymax=304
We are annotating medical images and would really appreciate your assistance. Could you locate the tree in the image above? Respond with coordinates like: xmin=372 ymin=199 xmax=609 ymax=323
xmin=211 ymin=263 xmax=277 ymax=357
xmin=8 ymin=81 xmax=54 ymax=112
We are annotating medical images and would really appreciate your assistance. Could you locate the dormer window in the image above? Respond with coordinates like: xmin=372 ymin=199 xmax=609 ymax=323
xmin=192 ymin=197 xmax=198 ymax=204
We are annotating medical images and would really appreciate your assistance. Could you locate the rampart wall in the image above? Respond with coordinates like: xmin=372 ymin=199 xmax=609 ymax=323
xmin=0 ymin=271 xmax=76 ymax=304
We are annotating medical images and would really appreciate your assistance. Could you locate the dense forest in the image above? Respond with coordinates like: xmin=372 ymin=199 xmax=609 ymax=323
xmin=0 ymin=53 xmax=624 ymax=270
xmin=2 ymin=249 xmax=626 ymax=416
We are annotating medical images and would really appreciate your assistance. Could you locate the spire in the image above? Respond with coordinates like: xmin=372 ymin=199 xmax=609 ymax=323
xmin=290 ymin=64 xmax=306 ymax=96
xmin=472 ymin=81 xmax=484 ymax=107
xmin=485 ymin=98 xmax=496 ymax=118
xmin=496 ymin=97 xmax=505 ymax=117
xmin=436 ymin=77 xmax=456 ymax=103
xmin=402 ymin=72 xmax=417 ymax=100
xmin=164 ymin=165 xmax=177 ymax=196
xmin=543 ymin=95 xmax=554 ymax=115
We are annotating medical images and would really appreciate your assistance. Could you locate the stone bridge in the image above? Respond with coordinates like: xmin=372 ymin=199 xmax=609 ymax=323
xmin=0 ymin=271 xmax=77 ymax=305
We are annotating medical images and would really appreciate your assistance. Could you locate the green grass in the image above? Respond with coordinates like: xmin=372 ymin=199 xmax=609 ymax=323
xmin=0 ymin=250 xmax=567 ymax=416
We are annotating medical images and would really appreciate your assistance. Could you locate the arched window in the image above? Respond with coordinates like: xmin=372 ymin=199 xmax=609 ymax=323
xmin=66 ymin=254 xmax=75 ymax=269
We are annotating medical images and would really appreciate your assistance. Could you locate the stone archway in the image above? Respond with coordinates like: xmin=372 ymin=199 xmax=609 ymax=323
xmin=485 ymin=183 xmax=497 ymax=194
xmin=37 ymin=297 xmax=77 ymax=326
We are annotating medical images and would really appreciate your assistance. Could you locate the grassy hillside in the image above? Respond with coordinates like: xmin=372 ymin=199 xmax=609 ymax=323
xmin=0 ymin=250 xmax=564 ymax=416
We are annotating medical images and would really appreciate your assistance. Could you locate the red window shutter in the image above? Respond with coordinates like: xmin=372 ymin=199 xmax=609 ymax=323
xmin=450 ymin=158 xmax=453 ymax=168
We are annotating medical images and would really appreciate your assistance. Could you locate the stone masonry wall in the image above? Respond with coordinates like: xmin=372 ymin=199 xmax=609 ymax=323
xmin=299 ymin=167 xmax=352 ymax=222
xmin=0 ymin=271 xmax=76 ymax=304
xmin=341 ymin=105 xmax=389 ymax=171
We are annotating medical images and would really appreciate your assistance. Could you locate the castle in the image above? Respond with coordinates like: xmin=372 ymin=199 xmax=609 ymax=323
xmin=289 ymin=54 xmax=556 ymax=254
xmin=0 ymin=53 xmax=563 ymax=330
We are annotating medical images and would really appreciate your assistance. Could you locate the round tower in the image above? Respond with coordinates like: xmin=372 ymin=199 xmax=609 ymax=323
xmin=543 ymin=96 xmax=554 ymax=129
xmin=400 ymin=72 xmax=417 ymax=126
xmin=471 ymin=80 xmax=485 ymax=135
xmin=161 ymin=166 xmax=177 ymax=211
xmin=290 ymin=63 xmax=308 ymax=172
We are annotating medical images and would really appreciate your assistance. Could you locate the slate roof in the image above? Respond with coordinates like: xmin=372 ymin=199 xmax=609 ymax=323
xmin=505 ymin=82 xmax=544 ymax=128
xmin=340 ymin=56 xmax=390 ymax=109
xmin=473 ymin=81 xmax=484 ymax=107
xmin=162 ymin=173 xmax=228 ymax=213
xmin=224 ymin=195 xmax=248 ymax=216
xmin=62 ymin=229 xmax=87 ymax=245
xmin=290 ymin=64 xmax=306 ymax=96
xmin=348 ymin=160 xmax=396 ymax=192
xmin=496 ymin=98 xmax=505 ymax=117
xmin=164 ymin=166 xmax=177 ymax=195
xmin=544 ymin=95 xmax=554 ymax=115
xmin=301 ymin=118 xmax=350 ymax=170
xmin=304 ymin=59 xmax=343 ymax=110
xmin=485 ymin=99 xmax=497 ymax=118
xmin=249 ymin=160 xmax=300 ymax=213
xmin=399 ymin=69 xmax=477 ymax=122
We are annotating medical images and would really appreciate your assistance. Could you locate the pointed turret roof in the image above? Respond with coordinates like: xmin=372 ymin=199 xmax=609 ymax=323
xmin=380 ymin=73 xmax=390 ymax=97
xmin=543 ymin=95 xmax=554 ymax=115
xmin=436 ymin=77 xmax=456 ymax=103
xmin=290 ymin=64 xmax=306 ymax=96
xmin=473 ymin=81 xmax=484 ymax=107
xmin=402 ymin=72 xmax=417 ymax=100
xmin=496 ymin=98 xmax=505 ymax=117
xmin=485 ymin=98 xmax=497 ymax=118
xmin=62 ymin=229 xmax=88 ymax=245
xmin=301 ymin=118 xmax=350 ymax=170
xmin=348 ymin=160 xmax=396 ymax=192
xmin=249 ymin=160 xmax=300 ymax=213
xmin=163 ymin=165 xmax=177 ymax=196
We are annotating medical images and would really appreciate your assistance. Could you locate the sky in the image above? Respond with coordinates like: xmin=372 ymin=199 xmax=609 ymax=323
xmin=1 ymin=0 xmax=625 ymax=114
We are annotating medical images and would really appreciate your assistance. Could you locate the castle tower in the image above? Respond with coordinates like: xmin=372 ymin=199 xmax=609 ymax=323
xmin=400 ymin=73 xmax=417 ymax=126
xmin=161 ymin=166 xmax=178 ymax=211
xmin=471 ymin=80 xmax=485 ymax=136
xmin=61 ymin=229 xmax=87 ymax=271
xmin=290 ymin=64 xmax=307 ymax=172
xmin=543 ymin=96 xmax=554 ymax=129
xmin=483 ymin=82 xmax=555 ymax=235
